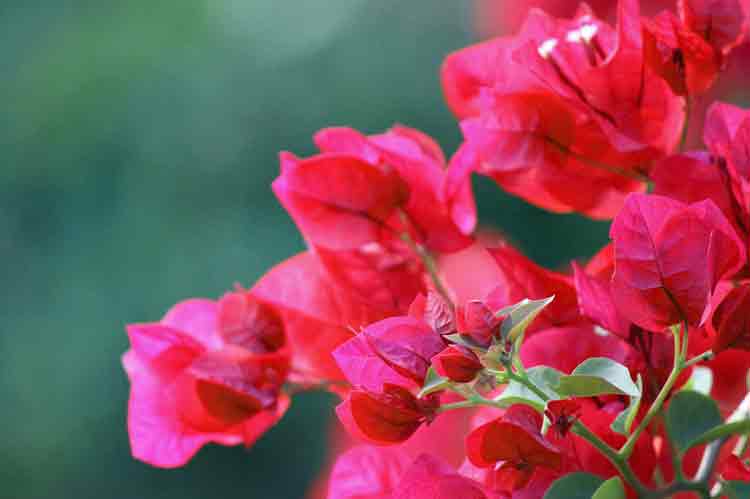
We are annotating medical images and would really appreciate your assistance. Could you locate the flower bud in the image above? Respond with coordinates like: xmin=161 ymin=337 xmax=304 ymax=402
xmin=432 ymin=345 xmax=483 ymax=383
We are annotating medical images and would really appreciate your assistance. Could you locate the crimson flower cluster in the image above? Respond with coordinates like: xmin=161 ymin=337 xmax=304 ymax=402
xmin=123 ymin=1 xmax=750 ymax=497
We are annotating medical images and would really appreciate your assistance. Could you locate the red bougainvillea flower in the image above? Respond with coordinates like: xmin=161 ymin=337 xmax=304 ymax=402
xmin=544 ymin=399 xmax=582 ymax=438
xmin=432 ymin=345 xmax=484 ymax=383
xmin=327 ymin=446 xmax=411 ymax=499
xmin=642 ymin=0 xmax=750 ymax=97
xmin=719 ymin=454 xmax=750 ymax=481
xmin=442 ymin=0 xmax=684 ymax=220
xmin=333 ymin=315 xmax=446 ymax=392
xmin=391 ymin=453 xmax=492 ymax=499
xmin=708 ymin=281 xmax=750 ymax=352
xmin=122 ymin=292 xmax=291 ymax=467
xmin=327 ymin=446 xmax=492 ymax=499
xmin=610 ymin=193 xmax=746 ymax=332
xmin=251 ymin=251 xmax=386 ymax=385
xmin=473 ymin=0 xmax=675 ymax=38
xmin=336 ymin=384 xmax=438 ymax=445
xmin=274 ymin=126 xmax=473 ymax=313
xmin=466 ymin=404 xmax=561 ymax=492
xmin=643 ymin=10 xmax=718 ymax=96
xmin=681 ymin=0 xmax=749 ymax=57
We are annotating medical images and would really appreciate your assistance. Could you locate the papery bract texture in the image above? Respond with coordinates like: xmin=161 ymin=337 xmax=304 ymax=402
xmin=466 ymin=405 xmax=561 ymax=490
xmin=443 ymin=0 xmax=684 ymax=219
xmin=123 ymin=294 xmax=290 ymax=467
xmin=252 ymin=251 xmax=384 ymax=384
xmin=610 ymin=193 xmax=745 ymax=332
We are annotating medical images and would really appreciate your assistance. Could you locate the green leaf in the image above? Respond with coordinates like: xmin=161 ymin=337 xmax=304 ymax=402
xmin=611 ymin=375 xmax=642 ymax=436
xmin=724 ymin=480 xmax=750 ymax=499
xmin=685 ymin=419 xmax=750 ymax=449
xmin=494 ymin=366 xmax=562 ymax=411
xmin=444 ymin=333 xmax=488 ymax=353
xmin=556 ymin=358 xmax=640 ymax=397
xmin=665 ymin=390 xmax=722 ymax=453
xmin=498 ymin=296 xmax=555 ymax=342
xmin=543 ymin=472 xmax=604 ymax=499
xmin=417 ymin=367 xmax=450 ymax=398
xmin=591 ymin=477 xmax=626 ymax=499
xmin=681 ymin=366 xmax=713 ymax=395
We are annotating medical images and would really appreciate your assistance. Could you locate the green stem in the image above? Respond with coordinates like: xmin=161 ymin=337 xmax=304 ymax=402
xmin=509 ymin=369 xmax=652 ymax=493
xmin=685 ymin=350 xmax=714 ymax=368
xmin=507 ymin=371 xmax=549 ymax=403
xmin=572 ymin=422 xmax=650 ymax=496
xmin=399 ymin=229 xmax=453 ymax=307
xmin=436 ymin=400 xmax=478 ymax=413
xmin=620 ymin=323 xmax=685 ymax=459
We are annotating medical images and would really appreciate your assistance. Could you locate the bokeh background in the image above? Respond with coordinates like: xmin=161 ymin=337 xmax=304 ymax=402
xmin=4 ymin=1 xmax=746 ymax=498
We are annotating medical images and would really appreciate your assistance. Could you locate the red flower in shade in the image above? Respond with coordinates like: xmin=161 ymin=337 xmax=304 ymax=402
xmin=122 ymin=293 xmax=291 ymax=467
xmin=720 ymin=455 xmax=750 ymax=481
xmin=610 ymin=193 xmax=746 ymax=332
xmin=466 ymin=405 xmax=562 ymax=492
xmin=327 ymin=446 xmax=492 ymax=499
xmin=704 ymin=102 xmax=750 ymax=230
xmin=708 ymin=281 xmax=750 ymax=352
xmin=336 ymin=384 xmax=438 ymax=445
xmin=681 ymin=0 xmax=749 ymax=57
xmin=432 ymin=345 xmax=484 ymax=383
xmin=442 ymin=0 xmax=683 ymax=220
xmin=642 ymin=8 xmax=726 ymax=96
xmin=544 ymin=399 xmax=582 ymax=438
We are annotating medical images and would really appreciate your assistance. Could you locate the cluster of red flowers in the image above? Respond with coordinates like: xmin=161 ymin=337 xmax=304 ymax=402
xmin=123 ymin=0 xmax=750 ymax=497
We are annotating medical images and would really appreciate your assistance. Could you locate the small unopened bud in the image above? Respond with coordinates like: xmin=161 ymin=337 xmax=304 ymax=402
xmin=432 ymin=345 xmax=483 ymax=383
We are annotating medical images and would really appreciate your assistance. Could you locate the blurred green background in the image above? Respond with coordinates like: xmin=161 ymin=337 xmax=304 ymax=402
xmin=1 ymin=1 xmax=611 ymax=498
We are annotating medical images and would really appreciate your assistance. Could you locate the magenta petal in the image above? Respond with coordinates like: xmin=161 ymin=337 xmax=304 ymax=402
xmin=161 ymin=299 xmax=220 ymax=347
xmin=392 ymin=454 xmax=489 ymax=499
xmin=125 ymin=374 xmax=241 ymax=468
xmin=327 ymin=446 xmax=411 ymax=499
